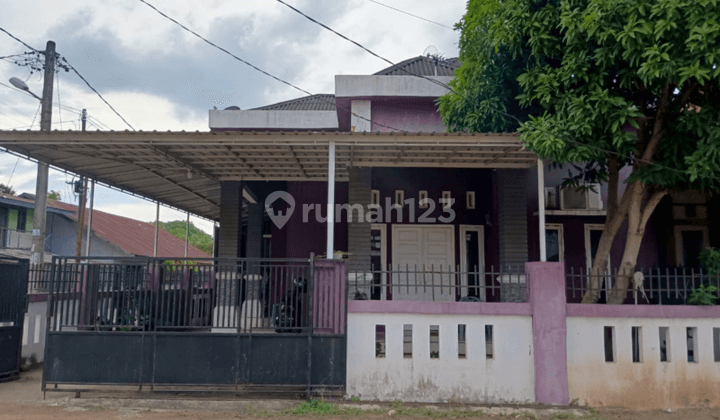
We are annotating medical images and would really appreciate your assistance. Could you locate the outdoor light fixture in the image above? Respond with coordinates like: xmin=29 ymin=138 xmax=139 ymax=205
xmin=9 ymin=77 xmax=41 ymax=100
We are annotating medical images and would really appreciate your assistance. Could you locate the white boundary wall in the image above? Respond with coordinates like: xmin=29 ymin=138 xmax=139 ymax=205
xmin=567 ymin=317 xmax=720 ymax=409
xmin=347 ymin=313 xmax=535 ymax=403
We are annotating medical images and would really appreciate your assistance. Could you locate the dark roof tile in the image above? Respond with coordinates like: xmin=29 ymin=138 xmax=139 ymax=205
xmin=253 ymin=94 xmax=336 ymax=111
xmin=374 ymin=56 xmax=459 ymax=76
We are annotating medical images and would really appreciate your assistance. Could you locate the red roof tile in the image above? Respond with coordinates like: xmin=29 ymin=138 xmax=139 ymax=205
xmin=48 ymin=199 xmax=211 ymax=259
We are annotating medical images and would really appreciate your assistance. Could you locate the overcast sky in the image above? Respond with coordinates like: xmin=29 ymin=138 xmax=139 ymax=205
xmin=0 ymin=0 xmax=465 ymax=234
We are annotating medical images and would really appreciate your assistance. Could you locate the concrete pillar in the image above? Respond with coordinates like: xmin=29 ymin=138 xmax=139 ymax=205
xmin=497 ymin=169 xmax=528 ymax=302
xmin=526 ymin=261 xmax=569 ymax=405
xmin=347 ymin=167 xmax=372 ymax=298
xmin=219 ymin=181 xmax=244 ymax=259
xmin=246 ymin=202 xmax=262 ymax=259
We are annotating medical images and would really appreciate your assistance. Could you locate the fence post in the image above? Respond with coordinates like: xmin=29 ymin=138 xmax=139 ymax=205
xmin=526 ymin=262 xmax=568 ymax=405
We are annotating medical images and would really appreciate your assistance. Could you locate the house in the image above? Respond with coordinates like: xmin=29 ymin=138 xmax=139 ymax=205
xmin=0 ymin=192 xmax=211 ymax=261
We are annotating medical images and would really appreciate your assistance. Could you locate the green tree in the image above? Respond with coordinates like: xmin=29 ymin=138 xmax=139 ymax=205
xmin=0 ymin=183 xmax=16 ymax=195
xmin=47 ymin=190 xmax=61 ymax=200
xmin=441 ymin=0 xmax=720 ymax=304
xmin=159 ymin=220 xmax=213 ymax=256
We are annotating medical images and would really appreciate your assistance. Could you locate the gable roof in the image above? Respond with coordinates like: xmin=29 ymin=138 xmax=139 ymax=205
xmin=13 ymin=194 xmax=210 ymax=259
xmin=374 ymin=55 xmax=459 ymax=76
xmin=0 ymin=193 xmax=74 ymax=215
xmin=253 ymin=94 xmax=336 ymax=111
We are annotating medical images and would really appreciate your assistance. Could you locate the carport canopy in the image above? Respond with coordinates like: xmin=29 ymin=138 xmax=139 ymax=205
xmin=0 ymin=130 xmax=537 ymax=221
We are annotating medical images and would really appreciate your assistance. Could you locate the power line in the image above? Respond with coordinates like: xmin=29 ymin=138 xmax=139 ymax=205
xmin=0 ymin=27 xmax=39 ymax=52
xmin=60 ymin=57 xmax=136 ymax=131
xmin=363 ymin=0 xmax=454 ymax=30
xmin=136 ymin=0 xmax=407 ymax=132
xmin=278 ymin=0 xmax=712 ymax=182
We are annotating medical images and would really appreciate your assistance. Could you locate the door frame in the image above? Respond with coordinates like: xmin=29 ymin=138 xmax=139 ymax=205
xmin=390 ymin=224 xmax=455 ymax=301
xmin=370 ymin=223 xmax=387 ymax=300
xmin=459 ymin=225 xmax=485 ymax=300
xmin=674 ymin=225 xmax=710 ymax=267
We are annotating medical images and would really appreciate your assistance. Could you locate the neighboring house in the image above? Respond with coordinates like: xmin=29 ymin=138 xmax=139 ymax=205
xmin=0 ymin=193 xmax=211 ymax=261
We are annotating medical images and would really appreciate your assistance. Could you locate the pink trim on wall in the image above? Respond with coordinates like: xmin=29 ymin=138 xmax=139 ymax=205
xmin=527 ymin=262 xmax=569 ymax=406
xmin=567 ymin=303 xmax=720 ymax=319
xmin=348 ymin=300 xmax=531 ymax=316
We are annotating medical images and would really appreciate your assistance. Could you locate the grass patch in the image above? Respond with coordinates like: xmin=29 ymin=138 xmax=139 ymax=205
xmin=287 ymin=400 xmax=484 ymax=417
xmin=287 ymin=399 xmax=370 ymax=416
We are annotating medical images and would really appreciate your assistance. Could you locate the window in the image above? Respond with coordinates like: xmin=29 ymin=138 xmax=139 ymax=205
xmin=370 ymin=190 xmax=380 ymax=208
xmin=394 ymin=190 xmax=404 ymax=207
xmin=632 ymin=327 xmax=642 ymax=363
xmin=466 ymin=191 xmax=476 ymax=210
xmin=442 ymin=191 xmax=452 ymax=209
xmin=687 ymin=327 xmax=698 ymax=362
xmin=659 ymin=327 xmax=670 ymax=362
xmin=604 ymin=326 xmax=615 ymax=362
xmin=458 ymin=324 xmax=467 ymax=359
xmin=714 ymin=328 xmax=720 ymax=362
xmin=485 ymin=325 xmax=494 ymax=359
xmin=674 ymin=226 xmax=709 ymax=268
xmin=418 ymin=190 xmax=428 ymax=209
xmin=375 ymin=325 xmax=386 ymax=358
xmin=545 ymin=224 xmax=564 ymax=262
xmin=430 ymin=325 xmax=440 ymax=359
xmin=403 ymin=324 xmax=413 ymax=358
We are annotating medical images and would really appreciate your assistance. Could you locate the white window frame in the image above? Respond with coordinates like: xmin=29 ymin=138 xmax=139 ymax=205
xmin=459 ymin=225 xmax=485 ymax=301
xmin=371 ymin=223 xmax=388 ymax=300
xmin=442 ymin=191 xmax=452 ymax=209
xmin=466 ymin=191 xmax=476 ymax=210
xmin=394 ymin=190 xmax=404 ymax=208
xmin=584 ymin=224 xmax=611 ymax=272
xmin=370 ymin=189 xmax=380 ymax=208
xmin=419 ymin=190 xmax=429 ymax=209
xmin=545 ymin=223 xmax=564 ymax=263
xmin=674 ymin=225 xmax=710 ymax=266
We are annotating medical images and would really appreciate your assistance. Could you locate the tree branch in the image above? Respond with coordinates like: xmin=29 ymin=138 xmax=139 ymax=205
xmin=640 ymin=82 xmax=673 ymax=164
xmin=640 ymin=190 xmax=668 ymax=228
xmin=607 ymin=156 xmax=619 ymax=220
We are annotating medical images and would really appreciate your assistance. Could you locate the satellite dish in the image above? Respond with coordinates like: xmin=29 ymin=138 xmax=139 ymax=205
xmin=423 ymin=45 xmax=439 ymax=57
xmin=224 ymin=105 xmax=241 ymax=110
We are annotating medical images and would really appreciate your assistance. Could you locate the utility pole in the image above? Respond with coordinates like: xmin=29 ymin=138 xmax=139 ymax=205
xmin=30 ymin=40 xmax=55 ymax=266
xmin=75 ymin=110 xmax=88 ymax=258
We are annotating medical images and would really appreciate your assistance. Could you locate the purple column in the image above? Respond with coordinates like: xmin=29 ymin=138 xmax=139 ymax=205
xmin=526 ymin=262 xmax=568 ymax=405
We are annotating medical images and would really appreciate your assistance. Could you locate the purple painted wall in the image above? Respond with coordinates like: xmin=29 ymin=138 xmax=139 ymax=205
xmin=371 ymin=99 xmax=446 ymax=133
xmin=371 ymin=167 xmax=499 ymax=272
xmin=526 ymin=262 xmax=569 ymax=406
xmin=272 ymin=181 xmax=348 ymax=259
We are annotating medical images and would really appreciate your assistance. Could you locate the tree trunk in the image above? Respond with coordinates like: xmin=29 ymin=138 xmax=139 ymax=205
xmin=580 ymin=180 xmax=637 ymax=303
xmin=606 ymin=188 xmax=667 ymax=304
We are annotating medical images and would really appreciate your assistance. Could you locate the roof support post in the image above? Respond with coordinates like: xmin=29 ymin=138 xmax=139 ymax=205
xmin=326 ymin=141 xmax=336 ymax=259
xmin=538 ymin=158 xmax=546 ymax=262
xmin=154 ymin=202 xmax=160 ymax=258
xmin=84 ymin=180 xmax=94 ymax=256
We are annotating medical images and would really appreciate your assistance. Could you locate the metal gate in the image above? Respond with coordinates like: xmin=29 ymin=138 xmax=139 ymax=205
xmin=0 ymin=257 xmax=29 ymax=382
xmin=42 ymin=256 xmax=346 ymax=394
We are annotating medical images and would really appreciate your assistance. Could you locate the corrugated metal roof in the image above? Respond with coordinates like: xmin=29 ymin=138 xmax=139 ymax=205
xmin=253 ymin=94 xmax=336 ymax=111
xmin=374 ymin=56 xmax=460 ymax=76
xmin=0 ymin=130 xmax=530 ymax=221
xmin=0 ymin=194 xmax=74 ymax=215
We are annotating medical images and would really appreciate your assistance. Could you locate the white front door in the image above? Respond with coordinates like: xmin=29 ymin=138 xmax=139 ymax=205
xmin=392 ymin=225 xmax=455 ymax=301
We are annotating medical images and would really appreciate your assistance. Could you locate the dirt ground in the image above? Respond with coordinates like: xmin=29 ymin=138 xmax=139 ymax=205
xmin=1 ymin=370 xmax=720 ymax=419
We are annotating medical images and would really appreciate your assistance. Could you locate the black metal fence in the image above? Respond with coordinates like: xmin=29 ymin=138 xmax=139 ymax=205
xmin=346 ymin=260 xmax=527 ymax=303
xmin=43 ymin=256 xmax=346 ymax=394
xmin=566 ymin=267 xmax=720 ymax=305
xmin=28 ymin=263 xmax=51 ymax=294
xmin=0 ymin=257 xmax=28 ymax=382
